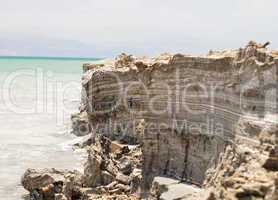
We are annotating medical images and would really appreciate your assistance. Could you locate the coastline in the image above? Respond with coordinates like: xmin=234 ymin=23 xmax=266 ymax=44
xmin=20 ymin=42 xmax=278 ymax=199
xmin=0 ymin=58 xmax=90 ymax=200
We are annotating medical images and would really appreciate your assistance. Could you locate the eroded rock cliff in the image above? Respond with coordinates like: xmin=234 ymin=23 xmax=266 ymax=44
xmin=82 ymin=41 xmax=277 ymax=187
xmin=22 ymin=41 xmax=278 ymax=200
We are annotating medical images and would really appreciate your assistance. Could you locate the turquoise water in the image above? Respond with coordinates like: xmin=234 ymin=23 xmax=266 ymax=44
xmin=0 ymin=56 xmax=101 ymax=73
xmin=0 ymin=56 xmax=98 ymax=199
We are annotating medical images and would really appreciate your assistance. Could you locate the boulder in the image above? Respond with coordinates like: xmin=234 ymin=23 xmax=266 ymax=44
xmin=22 ymin=168 xmax=83 ymax=200
xmin=21 ymin=168 xmax=68 ymax=192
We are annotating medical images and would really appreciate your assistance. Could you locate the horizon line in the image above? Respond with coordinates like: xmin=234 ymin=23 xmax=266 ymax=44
xmin=0 ymin=55 xmax=104 ymax=60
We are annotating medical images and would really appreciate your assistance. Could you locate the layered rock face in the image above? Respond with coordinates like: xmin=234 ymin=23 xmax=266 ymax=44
xmin=22 ymin=41 xmax=278 ymax=199
xmin=81 ymin=42 xmax=277 ymax=189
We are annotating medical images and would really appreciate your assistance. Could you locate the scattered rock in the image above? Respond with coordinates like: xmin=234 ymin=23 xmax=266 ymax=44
xmin=83 ymin=149 xmax=103 ymax=187
xmin=22 ymin=42 xmax=278 ymax=200
xmin=118 ymin=157 xmax=133 ymax=175
xmin=100 ymin=171 xmax=114 ymax=186
xmin=116 ymin=173 xmax=131 ymax=185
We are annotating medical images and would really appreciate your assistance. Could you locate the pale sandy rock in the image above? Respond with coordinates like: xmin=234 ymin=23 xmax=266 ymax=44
xmin=22 ymin=41 xmax=278 ymax=200
xmin=83 ymin=148 xmax=103 ymax=187
xmin=21 ymin=168 xmax=68 ymax=192
xmin=110 ymin=141 xmax=123 ymax=153
xmin=150 ymin=176 xmax=203 ymax=200
xmin=116 ymin=173 xmax=131 ymax=185
xmin=204 ymin=116 xmax=278 ymax=200
xmin=73 ymin=134 xmax=93 ymax=149
xmin=71 ymin=111 xmax=91 ymax=136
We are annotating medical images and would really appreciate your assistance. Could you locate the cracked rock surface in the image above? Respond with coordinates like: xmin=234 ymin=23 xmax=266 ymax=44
xmin=22 ymin=41 xmax=278 ymax=199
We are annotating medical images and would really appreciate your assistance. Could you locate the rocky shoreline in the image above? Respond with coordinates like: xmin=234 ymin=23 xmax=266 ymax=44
xmin=21 ymin=41 xmax=278 ymax=200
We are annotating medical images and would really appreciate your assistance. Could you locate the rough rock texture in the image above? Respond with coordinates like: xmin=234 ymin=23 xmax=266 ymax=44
xmin=71 ymin=111 xmax=91 ymax=136
xmin=204 ymin=116 xmax=278 ymax=200
xmin=82 ymin=41 xmax=277 ymax=190
xmin=149 ymin=176 xmax=203 ymax=200
xmin=22 ymin=135 xmax=142 ymax=199
xmin=21 ymin=168 xmax=71 ymax=192
xmin=22 ymin=41 xmax=278 ymax=199
xmin=21 ymin=168 xmax=83 ymax=200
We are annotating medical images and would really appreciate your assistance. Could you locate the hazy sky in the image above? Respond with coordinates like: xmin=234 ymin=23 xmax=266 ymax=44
xmin=0 ymin=0 xmax=277 ymax=57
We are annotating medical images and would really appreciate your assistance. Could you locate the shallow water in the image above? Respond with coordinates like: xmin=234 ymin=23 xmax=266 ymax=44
xmin=0 ymin=57 xmax=97 ymax=199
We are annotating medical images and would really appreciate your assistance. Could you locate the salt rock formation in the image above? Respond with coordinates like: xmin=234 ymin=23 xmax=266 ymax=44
xmin=83 ymin=134 xmax=142 ymax=191
xmin=22 ymin=41 xmax=278 ymax=199
xmin=81 ymin=41 xmax=277 ymax=189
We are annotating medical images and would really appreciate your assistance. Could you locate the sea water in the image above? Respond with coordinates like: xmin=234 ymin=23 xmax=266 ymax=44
xmin=0 ymin=56 xmax=99 ymax=199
